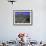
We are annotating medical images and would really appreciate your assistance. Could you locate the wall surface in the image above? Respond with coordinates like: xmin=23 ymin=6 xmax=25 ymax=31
xmin=0 ymin=0 xmax=46 ymax=42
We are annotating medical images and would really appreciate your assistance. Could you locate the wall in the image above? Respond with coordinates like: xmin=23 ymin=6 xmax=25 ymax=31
xmin=0 ymin=0 xmax=46 ymax=42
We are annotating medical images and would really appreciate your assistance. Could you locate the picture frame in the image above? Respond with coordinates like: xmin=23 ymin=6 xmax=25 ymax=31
xmin=13 ymin=10 xmax=33 ymax=26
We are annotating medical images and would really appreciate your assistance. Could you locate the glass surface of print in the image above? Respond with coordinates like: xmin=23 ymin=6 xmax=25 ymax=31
xmin=15 ymin=12 xmax=30 ymax=23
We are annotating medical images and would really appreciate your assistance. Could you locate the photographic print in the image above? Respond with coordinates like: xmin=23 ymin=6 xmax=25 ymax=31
xmin=13 ymin=10 xmax=32 ymax=25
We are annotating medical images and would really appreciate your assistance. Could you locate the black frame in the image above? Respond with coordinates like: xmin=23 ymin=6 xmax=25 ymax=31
xmin=13 ymin=10 xmax=33 ymax=26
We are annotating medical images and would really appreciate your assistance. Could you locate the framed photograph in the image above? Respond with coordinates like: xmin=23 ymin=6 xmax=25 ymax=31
xmin=13 ymin=10 xmax=32 ymax=25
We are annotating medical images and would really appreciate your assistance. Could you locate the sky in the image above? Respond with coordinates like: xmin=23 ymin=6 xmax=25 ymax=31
xmin=15 ymin=12 xmax=31 ymax=16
